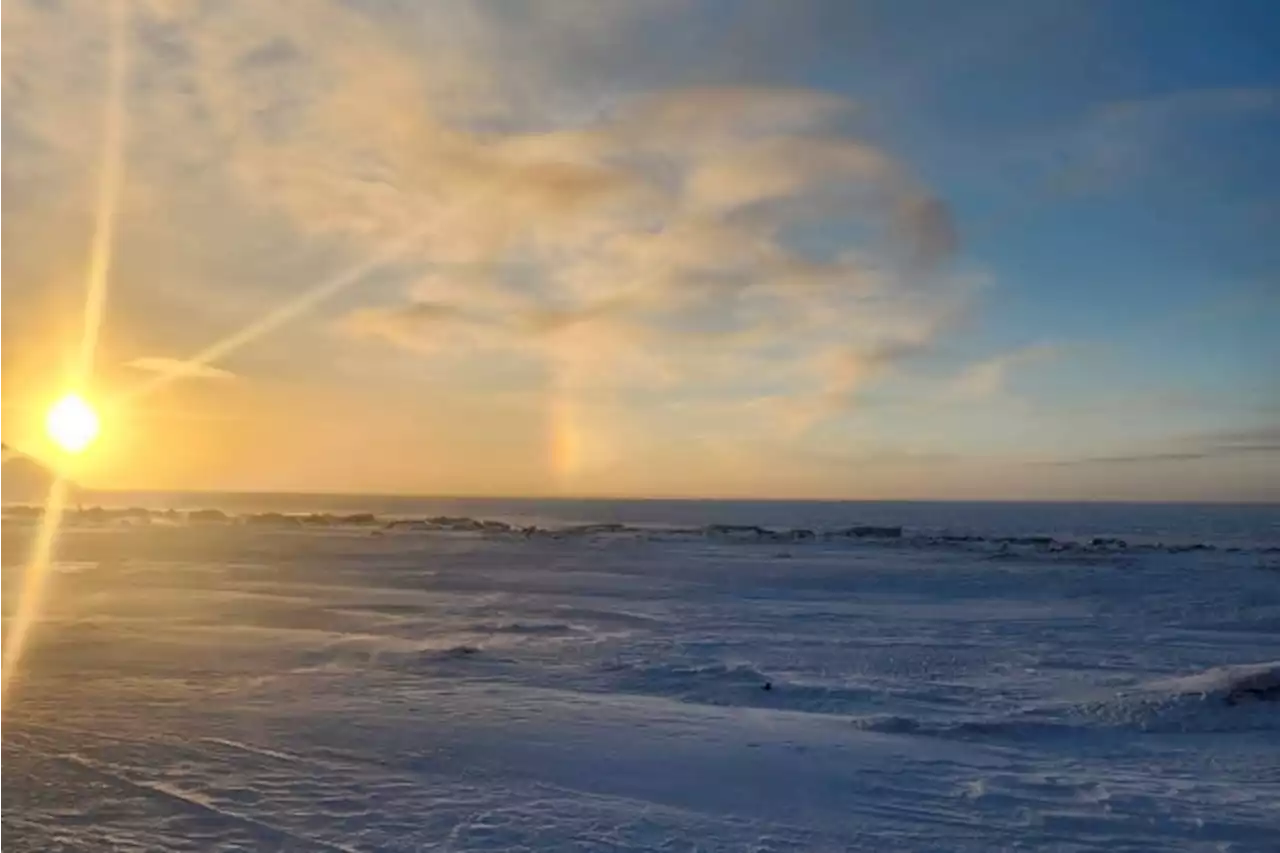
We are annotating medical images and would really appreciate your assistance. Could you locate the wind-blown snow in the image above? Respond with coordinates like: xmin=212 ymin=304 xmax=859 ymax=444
xmin=3 ymin=503 xmax=1279 ymax=851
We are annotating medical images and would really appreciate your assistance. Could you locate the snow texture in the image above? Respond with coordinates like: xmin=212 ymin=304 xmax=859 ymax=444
xmin=4 ymin=501 xmax=1279 ymax=851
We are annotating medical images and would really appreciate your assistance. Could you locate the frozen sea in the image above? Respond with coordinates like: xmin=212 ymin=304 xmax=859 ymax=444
xmin=3 ymin=497 xmax=1279 ymax=852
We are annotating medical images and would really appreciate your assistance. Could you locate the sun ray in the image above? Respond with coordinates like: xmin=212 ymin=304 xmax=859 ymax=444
xmin=3 ymin=0 xmax=128 ymax=712
xmin=75 ymin=0 xmax=129 ymax=387
xmin=1 ymin=478 xmax=71 ymax=709
xmin=121 ymin=224 xmax=434 ymax=404
xmin=117 ymin=120 xmax=566 ymax=406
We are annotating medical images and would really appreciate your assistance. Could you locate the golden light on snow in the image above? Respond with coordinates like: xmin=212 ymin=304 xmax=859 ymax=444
xmin=45 ymin=393 xmax=102 ymax=454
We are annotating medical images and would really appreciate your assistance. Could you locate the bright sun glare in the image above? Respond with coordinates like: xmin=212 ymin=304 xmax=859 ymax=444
xmin=45 ymin=393 xmax=102 ymax=454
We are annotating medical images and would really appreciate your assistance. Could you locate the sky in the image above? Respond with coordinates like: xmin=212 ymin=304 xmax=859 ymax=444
xmin=2 ymin=0 xmax=1278 ymax=501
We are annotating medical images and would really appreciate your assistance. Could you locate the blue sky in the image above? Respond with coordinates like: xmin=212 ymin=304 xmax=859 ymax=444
xmin=3 ymin=0 xmax=1278 ymax=499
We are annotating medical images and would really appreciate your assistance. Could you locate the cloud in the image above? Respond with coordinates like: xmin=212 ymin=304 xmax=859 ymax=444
xmin=1040 ymin=423 xmax=1280 ymax=466
xmin=1098 ymin=87 xmax=1279 ymax=129
xmin=895 ymin=195 xmax=959 ymax=268
xmin=294 ymin=65 xmax=969 ymax=431
xmin=126 ymin=357 xmax=235 ymax=380
xmin=6 ymin=0 xmax=972 ymax=482
xmin=340 ymin=301 xmax=484 ymax=355
xmin=1203 ymin=425 xmax=1280 ymax=450
xmin=1045 ymin=451 xmax=1209 ymax=466
xmin=947 ymin=344 xmax=1058 ymax=401
xmin=1045 ymin=86 xmax=1280 ymax=195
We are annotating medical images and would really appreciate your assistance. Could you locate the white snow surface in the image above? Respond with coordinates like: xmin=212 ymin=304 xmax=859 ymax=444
xmin=4 ymin=508 xmax=1279 ymax=852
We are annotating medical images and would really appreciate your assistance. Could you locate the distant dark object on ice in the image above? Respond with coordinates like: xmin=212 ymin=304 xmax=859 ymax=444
xmin=993 ymin=535 xmax=1054 ymax=547
xmin=829 ymin=525 xmax=903 ymax=539
xmin=762 ymin=681 xmax=773 ymax=692
xmin=78 ymin=506 xmax=150 ymax=524
xmin=706 ymin=524 xmax=774 ymax=539
xmin=1167 ymin=542 xmax=1214 ymax=553
xmin=246 ymin=511 xmax=301 ymax=527
xmin=189 ymin=508 xmax=230 ymax=523
xmin=386 ymin=516 xmax=512 ymax=533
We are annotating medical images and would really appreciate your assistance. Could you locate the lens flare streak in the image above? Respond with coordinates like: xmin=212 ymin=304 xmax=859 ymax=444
xmin=122 ymin=179 xmax=523 ymax=404
xmin=1 ymin=478 xmax=70 ymax=708
xmin=76 ymin=0 xmax=129 ymax=386
xmin=2 ymin=0 xmax=128 ymax=711
xmin=122 ymin=224 xmax=435 ymax=403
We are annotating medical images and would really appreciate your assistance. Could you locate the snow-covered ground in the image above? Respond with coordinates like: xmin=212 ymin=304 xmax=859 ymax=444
xmin=4 ymin=506 xmax=1279 ymax=851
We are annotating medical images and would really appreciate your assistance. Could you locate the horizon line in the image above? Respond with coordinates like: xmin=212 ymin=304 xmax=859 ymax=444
xmin=35 ymin=486 xmax=1280 ymax=507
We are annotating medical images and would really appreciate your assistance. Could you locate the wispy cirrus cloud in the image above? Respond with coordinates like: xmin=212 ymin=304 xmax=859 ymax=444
xmin=125 ymin=357 xmax=235 ymax=381
xmin=946 ymin=344 xmax=1059 ymax=401
xmin=7 ymin=2 xmax=965 ymax=353
xmin=1043 ymin=86 xmax=1280 ymax=195
xmin=247 ymin=33 xmax=969 ymax=450
xmin=1039 ymin=424 xmax=1280 ymax=467
xmin=4 ymin=0 xmax=978 ymax=489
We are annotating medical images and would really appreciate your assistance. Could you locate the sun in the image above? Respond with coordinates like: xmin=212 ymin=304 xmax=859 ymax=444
xmin=45 ymin=393 xmax=102 ymax=454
